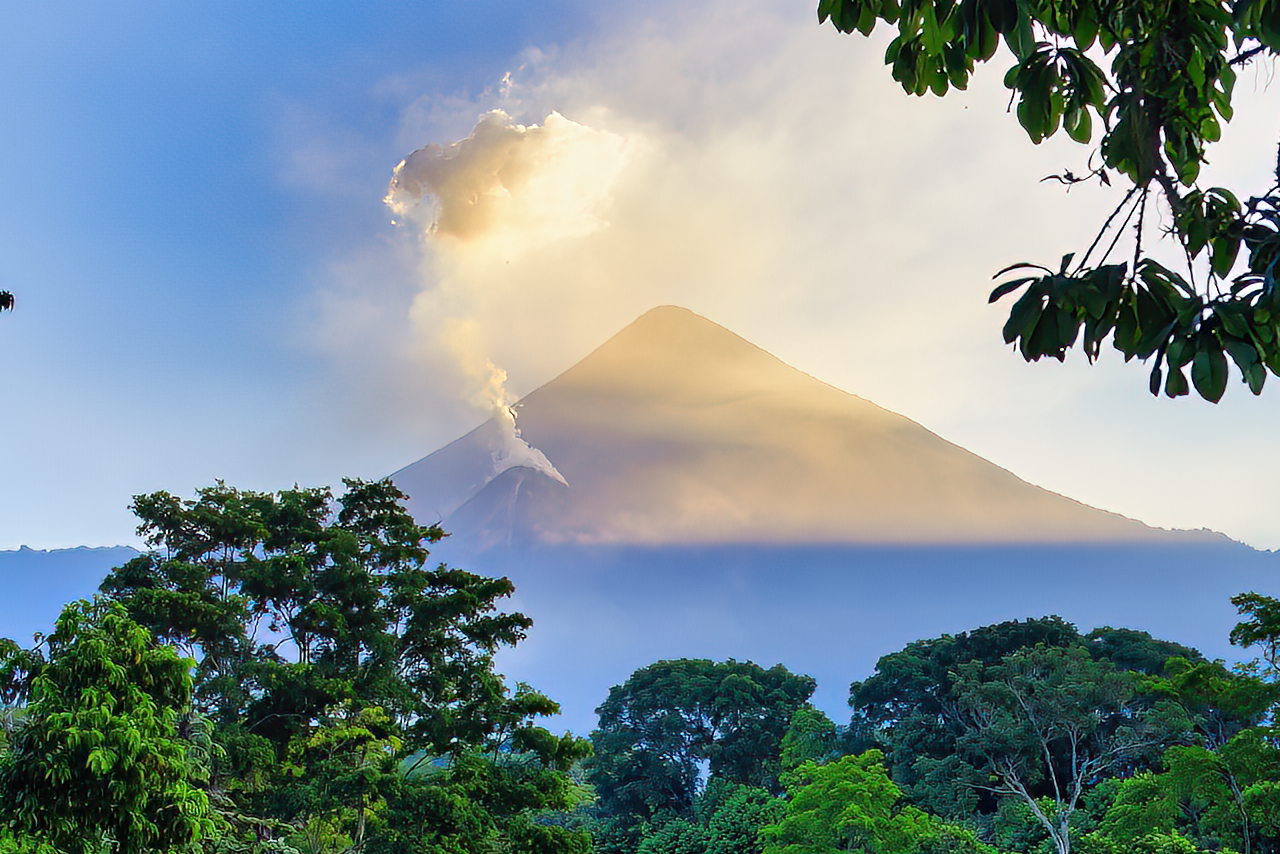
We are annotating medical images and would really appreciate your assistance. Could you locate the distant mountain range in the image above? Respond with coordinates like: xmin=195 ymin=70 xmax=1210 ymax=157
xmin=2 ymin=307 xmax=1275 ymax=737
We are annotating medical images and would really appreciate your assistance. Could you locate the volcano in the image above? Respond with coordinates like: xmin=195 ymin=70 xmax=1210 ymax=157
xmin=394 ymin=305 xmax=1167 ymax=550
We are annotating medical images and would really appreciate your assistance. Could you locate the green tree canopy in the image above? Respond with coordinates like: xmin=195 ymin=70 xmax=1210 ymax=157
xmin=588 ymin=659 xmax=815 ymax=824
xmin=0 ymin=598 xmax=212 ymax=854
xmin=94 ymin=477 xmax=583 ymax=853
xmin=1098 ymin=727 xmax=1280 ymax=854
xmin=850 ymin=618 xmax=1230 ymax=825
xmin=760 ymin=751 xmax=983 ymax=854
xmin=1231 ymin=591 xmax=1280 ymax=677
xmin=952 ymin=644 xmax=1184 ymax=854
xmin=849 ymin=616 xmax=1084 ymax=795
xmin=100 ymin=478 xmax=534 ymax=757
xmin=779 ymin=706 xmax=840 ymax=773
xmin=821 ymin=0 xmax=1280 ymax=401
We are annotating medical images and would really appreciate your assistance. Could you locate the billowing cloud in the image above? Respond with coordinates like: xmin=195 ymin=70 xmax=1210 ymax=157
xmin=386 ymin=110 xmax=631 ymax=251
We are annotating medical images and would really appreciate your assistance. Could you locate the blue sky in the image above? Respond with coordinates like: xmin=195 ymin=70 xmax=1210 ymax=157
xmin=5 ymin=0 xmax=1280 ymax=551
xmin=0 ymin=0 xmax=591 ymax=545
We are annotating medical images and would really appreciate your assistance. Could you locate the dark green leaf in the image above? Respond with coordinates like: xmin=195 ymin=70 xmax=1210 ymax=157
xmin=1212 ymin=235 xmax=1242 ymax=278
xmin=1064 ymin=106 xmax=1092 ymax=143
xmin=1004 ymin=287 xmax=1045 ymax=344
xmin=1073 ymin=5 xmax=1098 ymax=50
xmin=1192 ymin=338 xmax=1229 ymax=402
xmin=1223 ymin=335 xmax=1258 ymax=372
xmin=990 ymin=277 xmax=1036 ymax=303
xmin=1248 ymin=362 xmax=1267 ymax=394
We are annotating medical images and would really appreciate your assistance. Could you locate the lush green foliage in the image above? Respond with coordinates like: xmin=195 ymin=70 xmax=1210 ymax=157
xmin=0 ymin=479 xmax=588 ymax=854
xmin=820 ymin=0 xmax=1280 ymax=400
xmin=588 ymin=658 xmax=815 ymax=825
xmin=101 ymin=479 xmax=536 ymax=757
xmin=843 ymin=617 xmax=1273 ymax=854
xmin=762 ymin=751 xmax=936 ymax=854
xmin=849 ymin=619 xmax=1214 ymax=810
xmin=952 ymin=644 xmax=1181 ymax=854
xmin=0 ymin=598 xmax=212 ymax=854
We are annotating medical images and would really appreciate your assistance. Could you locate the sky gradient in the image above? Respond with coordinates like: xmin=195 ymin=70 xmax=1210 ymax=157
xmin=5 ymin=0 xmax=1280 ymax=551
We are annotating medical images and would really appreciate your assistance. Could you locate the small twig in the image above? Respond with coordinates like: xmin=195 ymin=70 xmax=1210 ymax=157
xmin=1096 ymin=190 xmax=1146 ymax=271
xmin=1132 ymin=186 xmax=1149 ymax=281
xmin=1230 ymin=44 xmax=1269 ymax=67
xmin=1041 ymin=170 xmax=1085 ymax=187
xmin=1077 ymin=185 xmax=1141 ymax=272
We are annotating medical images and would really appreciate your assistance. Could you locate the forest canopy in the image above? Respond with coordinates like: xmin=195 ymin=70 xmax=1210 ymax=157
xmin=2 ymin=479 xmax=1280 ymax=854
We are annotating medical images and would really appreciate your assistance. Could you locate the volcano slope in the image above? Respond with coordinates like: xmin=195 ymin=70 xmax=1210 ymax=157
xmin=393 ymin=306 xmax=1275 ymax=734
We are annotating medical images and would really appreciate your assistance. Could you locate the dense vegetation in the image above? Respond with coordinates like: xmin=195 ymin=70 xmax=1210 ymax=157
xmin=3 ymin=480 xmax=1280 ymax=854
xmin=0 ymin=480 xmax=591 ymax=854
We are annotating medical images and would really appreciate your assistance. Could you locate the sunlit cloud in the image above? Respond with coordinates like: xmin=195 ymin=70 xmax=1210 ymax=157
xmin=387 ymin=109 xmax=631 ymax=250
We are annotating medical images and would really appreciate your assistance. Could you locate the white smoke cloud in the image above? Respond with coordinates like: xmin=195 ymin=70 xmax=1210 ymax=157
xmin=386 ymin=109 xmax=631 ymax=252
xmin=382 ymin=109 xmax=631 ymax=488
xmin=436 ymin=316 xmax=568 ymax=487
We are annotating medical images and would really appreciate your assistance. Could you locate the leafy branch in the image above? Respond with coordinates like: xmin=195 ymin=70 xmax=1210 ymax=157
xmin=820 ymin=0 xmax=1280 ymax=401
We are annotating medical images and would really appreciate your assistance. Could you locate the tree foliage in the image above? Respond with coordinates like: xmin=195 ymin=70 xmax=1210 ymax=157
xmin=86 ymin=477 xmax=584 ymax=853
xmin=100 ymin=479 xmax=535 ymax=759
xmin=0 ymin=598 xmax=212 ymax=854
xmin=849 ymin=616 xmax=1085 ymax=800
xmin=952 ymin=644 xmax=1183 ymax=854
xmin=760 ymin=750 xmax=992 ymax=854
xmin=588 ymin=659 xmax=816 ymax=825
xmin=1231 ymin=591 xmax=1280 ymax=676
xmin=820 ymin=0 xmax=1280 ymax=401
xmin=1097 ymin=727 xmax=1280 ymax=854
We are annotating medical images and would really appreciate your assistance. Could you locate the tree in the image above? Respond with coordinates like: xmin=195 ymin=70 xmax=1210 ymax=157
xmin=951 ymin=644 xmax=1183 ymax=854
xmin=0 ymin=598 xmax=213 ymax=854
xmin=1231 ymin=591 xmax=1280 ymax=678
xmin=779 ymin=706 xmax=840 ymax=772
xmin=98 ymin=478 xmax=583 ymax=852
xmin=587 ymin=659 xmax=815 ymax=826
xmin=1084 ymin=627 xmax=1206 ymax=676
xmin=621 ymin=779 xmax=786 ymax=854
xmin=697 ymin=779 xmax=787 ymax=854
xmin=850 ymin=618 xmax=1217 ymax=818
xmin=1142 ymin=655 xmax=1275 ymax=750
xmin=1096 ymin=727 xmax=1280 ymax=854
xmin=820 ymin=0 xmax=1280 ymax=401
xmin=849 ymin=616 xmax=1083 ymax=801
xmin=760 ymin=751 xmax=988 ymax=854
xmin=100 ymin=479 xmax=536 ymax=758
xmin=376 ymin=747 xmax=594 ymax=854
